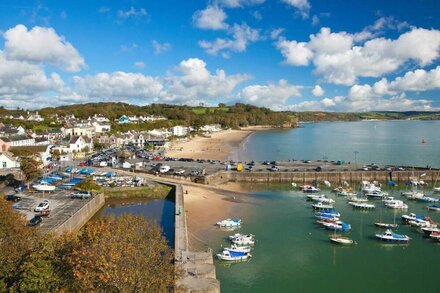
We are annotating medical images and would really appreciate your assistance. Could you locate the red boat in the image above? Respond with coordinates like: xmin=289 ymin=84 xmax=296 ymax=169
xmin=429 ymin=231 xmax=440 ymax=240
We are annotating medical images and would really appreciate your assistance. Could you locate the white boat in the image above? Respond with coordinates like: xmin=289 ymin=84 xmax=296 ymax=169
xmin=310 ymin=195 xmax=335 ymax=204
xmin=216 ymin=250 xmax=251 ymax=261
xmin=337 ymin=191 xmax=357 ymax=197
xmin=401 ymin=213 xmax=425 ymax=223
xmin=322 ymin=222 xmax=351 ymax=232
xmin=385 ymin=200 xmax=408 ymax=209
xmin=330 ymin=235 xmax=354 ymax=245
xmin=347 ymin=196 xmax=369 ymax=203
xmin=421 ymin=227 xmax=440 ymax=235
xmin=312 ymin=202 xmax=334 ymax=210
xmin=228 ymin=233 xmax=254 ymax=241
xmin=427 ymin=205 xmax=440 ymax=211
xmin=217 ymin=219 xmax=241 ymax=228
xmin=231 ymin=237 xmax=255 ymax=246
xmin=429 ymin=231 xmax=440 ymax=240
xmin=225 ymin=245 xmax=252 ymax=253
xmin=408 ymin=219 xmax=434 ymax=228
xmin=417 ymin=196 xmax=439 ymax=203
xmin=382 ymin=196 xmax=396 ymax=204
xmin=349 ymin=202 xmax=375 ymax=209
xmin=366 ymin=191 xmax=386 ymax=199
xmin=362 ymin=182 xmax=381 ymax=193
xmin=375 ymin=222 xmax=398 ymax=229
xmin=315 ymin=212 xmax=340 ymax=221
xmin=302 ymin=185 xmax=320 ymax=193
xmin=401 ymin=190 xmax=424 ymax=199
xmin=375 ymin=229 xmax=410 ymax=243
xmin=32 ymin=182 xmax=56 ymax=192
xmin=433 ymin=187 xmax=440 ymax=193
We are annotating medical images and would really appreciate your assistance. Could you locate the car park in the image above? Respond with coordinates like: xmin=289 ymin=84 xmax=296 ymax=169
xmin=34 ymin=200 xmax=50 ymax=212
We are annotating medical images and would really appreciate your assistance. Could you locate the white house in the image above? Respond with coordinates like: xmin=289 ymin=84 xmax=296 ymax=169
xmin=0 ymin=152 xmax=20 ymax=169
xmin=64 ymin=124 xmax=95 ymax=138
xmin=201 ymin=124 xmax=222 ymax=133
xmin=92 ymin=121 xmax=111 ymax=133
xmin=69 ymin=136 xmax=93 ymax=153
xmin=27 ymin=112 xmax=44 ymax=122
xmin=171 ymin=126 xmax=190 ymax=137
xmin=9 ymin=135 xmax=36 ymax=147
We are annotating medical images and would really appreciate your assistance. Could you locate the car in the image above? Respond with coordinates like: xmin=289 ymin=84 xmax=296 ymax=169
xmin=28 ymin=216 xmax=42 ymax=227
xmin=315 ymin=166 xmax=322 ymax=172
xmin=71 ymin=191 xmax=91 ymax=199
xmin=5 ymin=194 xmax=21 ymax=202
xmin=190 ymin=170 xmax=199 ymax=176
xmin=269 ymin=166 xmax=279 ymax=172
xmin=159 ymin=165 xmax=171 ymax=173
xmin=174 ymin=169 xmax=186 ymax=175
xmin=34 ymin=200 xmax=50 ymax=212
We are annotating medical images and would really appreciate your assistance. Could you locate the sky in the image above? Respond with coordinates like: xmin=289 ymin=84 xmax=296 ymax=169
xmin=0 ymin=0 xmax=439 ymax=111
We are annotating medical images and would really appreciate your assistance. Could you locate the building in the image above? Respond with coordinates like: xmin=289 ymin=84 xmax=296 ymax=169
xmin=91 ymin=121 xmax=111 ymax=133
xmin=27 ymin=112 xmax=44 ymax=121
xmin=171 ymin=126 xmax=190 ymax=137
xmin=69 ymin=136 xmax=93 ymax=153
xmin=64 ymin=124 xmax=95 ymax=138
xmin=8 ymin=136 xmax=36 ymax=147
xmin=0 ymin=125 xmax=26 ymax=137
xmin=0 ymin=138 xmax=11 ymax=152
xmin=0 ymin=152 xmax=20 ymax=169
xmin=201 ymin=124 xmax=222 ymax=133
xmin=117 ymin=115 xmax=130 ymax=124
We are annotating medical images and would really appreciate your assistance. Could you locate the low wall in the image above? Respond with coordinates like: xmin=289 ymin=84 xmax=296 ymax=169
xmin=53 ymin=193 xmax=105 ymax=235
xmin=214 ymin=170 xmax=438 ymax=184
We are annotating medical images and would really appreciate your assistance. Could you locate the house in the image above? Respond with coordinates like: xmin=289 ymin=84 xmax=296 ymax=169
xmin=69 ymin=136 xmax=93 ymax=153
xmin=89 ymin=114 xmax=110 ymax=123
xmin=171 ymin=126 xmax=190 ymax=137
xmin=35 ymin=137 xmax=50 ymax=146
xmin=145 ymin=115 xmax=167 ymax=122
xmin=0 ymin=125 xmax=26 ymax=137
xmin=63 ymin=124 xmax=95 ymax=138
xmin=201 ymin=124 xmax=222 ymax=133
xmin=8 ymin=135 xmax=35 ymax=147
xmin=11 ymin=115 xmax=25 ymax=120
xmin=48 ymin=129 xmax=64 ymax=142
xmin=0 ymin=138 xmax=11 ymax=152
xmin=92 ymin=121 xmax=111 ymax=133
xmin=117 ymin=115 xmax=130 ymax=124
xmin=0 ymin=152 xmax=20 ymax=169
xmin=27 ymin=112 xmax=44 ymax=122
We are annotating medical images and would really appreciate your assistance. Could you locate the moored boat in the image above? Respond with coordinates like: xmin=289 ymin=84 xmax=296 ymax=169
xmin=322 ymin=222 xmax=351 ymax=232
xmin=217 ymin=218 xmax=241 ymax=228
xmin=401 ymin=213 xmax=425 ymax=223
xmin=346 ymin=196 xmax=368 ymax=203
xmin=315 ymin=212 xmax=340 ymax=221
xmin=429 ymin=231 xmax=440 ymax=240
xmin=216 ymin=250 xmax=251 ymax=261
xmin=228 ymin=233 xmax=254 ymax=240
xmin=433 ymin=187 xmax=440 ymax=193
xmin=231 ymin=237 xmax=255 ymax=246
xmin=310 ymin=195 xmax=335 ymax=204
xmin=375 ymin=222 xmax=398 ymax=228
xmin=417 ymin=196 xmax=439 ymax=203
xmin=375 ymin=229 xmax=410 ymax=243
xmin=349 ymin=202 xmax=375 ymax=209
xmin=421 ymin=226 xmax=440 ymax=236
xmin=330 ymin=235 xmax=354 ymax=245
xmin=385 ymin=200 xmax=408 ymax=209
xmin=312 ymin=202 xmax=334 ymax=210
xmin=427 ymin=204 xmax=440 ymax=211
xmin=32 ymin=182 xmax=56 ymax=192
xmin=302 ymin=185 xmax=320 ymax=193
xmin=225 ymin=244 xmax=252 ymax=253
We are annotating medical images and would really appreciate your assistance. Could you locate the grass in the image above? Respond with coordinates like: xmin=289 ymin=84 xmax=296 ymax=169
xmin=103 ymin=185 xmax=173 ymax=199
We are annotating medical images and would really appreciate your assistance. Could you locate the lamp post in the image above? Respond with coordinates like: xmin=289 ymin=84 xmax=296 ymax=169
xmin=354 ymin=151 xmax=359 ymax=170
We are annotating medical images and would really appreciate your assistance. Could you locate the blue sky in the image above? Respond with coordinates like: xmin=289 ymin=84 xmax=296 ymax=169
xmin=0 ymin=0 xmax=439 ymax=111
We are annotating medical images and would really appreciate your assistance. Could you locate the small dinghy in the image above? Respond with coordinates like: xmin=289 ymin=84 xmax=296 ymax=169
xmin=217 ymin=250 xmax=251 ymax=261
xmin=376 ymin=229 xmax=410 ymax=243
xmin=330 ymin=235 xmax=354 ymax=245
xmin=217 ymin=219 xmax=241 ymax=228
xmin=375 ymin=222 xmax=398 ymax=229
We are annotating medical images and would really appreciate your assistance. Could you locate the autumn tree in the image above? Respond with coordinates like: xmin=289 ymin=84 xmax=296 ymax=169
xmin=68 ymin=214 xmax=175 ymax=292
xmin=20 ymin=157 xmax=42 ymax=184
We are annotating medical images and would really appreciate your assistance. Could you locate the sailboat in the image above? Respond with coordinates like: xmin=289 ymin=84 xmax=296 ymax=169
xmin=375 ymin=209 xmax=398 ymax=228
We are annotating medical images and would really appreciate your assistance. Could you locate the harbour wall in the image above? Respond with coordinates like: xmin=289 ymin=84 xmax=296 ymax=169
xmin=53 ymin=193 xmax=105 ymax=235
xmin=204 ymin=170 xmax=439 ymax=185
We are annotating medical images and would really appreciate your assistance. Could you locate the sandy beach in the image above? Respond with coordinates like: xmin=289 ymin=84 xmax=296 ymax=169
xmin=166 ymin=128 xmax=256 ymax=161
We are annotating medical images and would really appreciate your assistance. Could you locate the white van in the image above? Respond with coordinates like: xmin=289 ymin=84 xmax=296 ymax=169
xmin=159 ymin=165 xmax=171 ymax=173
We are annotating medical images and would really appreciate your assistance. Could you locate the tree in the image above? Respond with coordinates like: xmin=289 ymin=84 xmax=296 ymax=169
xmin=20 ymin=158 xmax=42 ymax=184
xmin=68 ymin=215 xmax=175 ymax=292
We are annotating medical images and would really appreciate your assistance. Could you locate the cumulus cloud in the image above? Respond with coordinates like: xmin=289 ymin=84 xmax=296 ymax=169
xmin=276 ymin=26 xmax=440 ymax=85
xmin=161 ymin=58 xmax=250 ymax=103
xmin=117 ymin=7 xmax=147 ymax=19
xmin=282 ymin=0 xmax=311 ymax=19
xmin=3 ymin=24 xmax=86 ymax=72
xmin=215 ymin=0 xmax=265 ymax=8
xmin=199 ymin=23 xmax=260 ymax=57
xmin=73 ymin=72 xmax=163 ymax=100
xmin=193 ymin=6 xmax=228 ymax=30
xmin=152 ymin=40 xmax=171 ymax=55
xmin=240 ymin=79 xmax=301 ymax=108
xmin=312 ymin=85 xmax=324 ymax=96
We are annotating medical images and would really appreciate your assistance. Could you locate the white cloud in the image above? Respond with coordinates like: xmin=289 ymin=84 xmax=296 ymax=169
xmin=162 ymin=58 xmax=250 ymax=103
xmin=117 ymin=7 xmax=147 ymax=18
xmin=215 ymin=0 xmax=265 ymax=8
xmin=134 ymin=61 xmax=145 ymax=68
xmin=3 ymin=24 xmax=85 ymax=72
xmin=277 ymin=26 xmax=440 ymax=85
xmin=240 ymin=79 xmax=301 ymax=107
xmin=152 ymin=40 xmax=171 ymax=55
xmin=312 ymin=85 xmax=324 ymax=96
xmin=199 ymin=23 xmax=260 ymax=57
xmin=251 ymin=10 xmax=262 ymax=20
xmin=282 ymin=0 xmax=311 ymax=19
xmin=276 ymin=39 xmax=313 ymax=66
xmin=73 ymin=72 xmax=163 ymax=100
xmin=311 ymin=15 xmax=320 ymax=26
xmin=270 ymin=28 xmax=284 ymax=40
xmin=193 ymin=6 xmax=228 ymax=30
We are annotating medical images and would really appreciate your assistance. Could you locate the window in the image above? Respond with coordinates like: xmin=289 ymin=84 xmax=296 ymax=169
xmin=2 ymin=162 xmax=6 ymax=168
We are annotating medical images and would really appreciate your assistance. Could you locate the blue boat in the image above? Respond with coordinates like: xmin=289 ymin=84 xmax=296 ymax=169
xmin=323 ymin=222 xmax=351 ymax=232
xmin=376 ymin=229 xmax=410 ymax=243
xmin=216 ymin=249 xmax=251 ymax=261
xmin=65 ymin=177 xmax=84 ymax=186
xmin=65 ymin=166 xmax=73 ymax=173
xmin=41 ymin=178 xmax=56 ymax=184
xmin=315 ymin=213 xmax=340 ymax=221
xmin=427 ymin=205 xmax=440 ymax=211
xmin=316 ymin=211 xmax=341 ymax=218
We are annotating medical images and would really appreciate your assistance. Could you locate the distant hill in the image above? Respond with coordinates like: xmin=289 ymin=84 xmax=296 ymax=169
xmin=290 ymin=111 xmax=440 ymax=122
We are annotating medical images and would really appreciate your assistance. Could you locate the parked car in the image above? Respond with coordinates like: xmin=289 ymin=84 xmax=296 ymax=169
xmin=5 ymin=194 xmax=21 ymax=202
xmin=34 ymin=200 xmax=50 ymax=212
xmin=159 ymin=165 xmax=171 ymax=173
xmin=28 ymin=216 xmax=42 ymax=226
xmin=190 ymin=170 xmax=199 ymax=176
xmin=270 ymin=166 xmax=279 ymax=172
xmin=71 ymin=191 xmax=92 ymax=199
xmin=174 ymin=169 xmax=186 ymax=175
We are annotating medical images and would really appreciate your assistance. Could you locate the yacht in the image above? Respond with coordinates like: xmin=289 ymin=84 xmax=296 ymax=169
xmin=376 ymin=229 xmax=410 ymax=243
xmin=312 ymin=202 xmax=334 ymax=210
xmin=329 ymin=235 xmax=354 ymax=245
xmin=217 ymin=219 xmax=241 ymax=228
xmin=385 ymin=200 xmax=408 ymax=209
xmin=349 ymin=202 xmax=375 ymax=209
xmin=32 ymin=181 xmax=56 ymax=192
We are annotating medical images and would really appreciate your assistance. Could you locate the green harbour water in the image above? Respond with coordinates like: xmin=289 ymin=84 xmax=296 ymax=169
xmin=208 ymin=184 xmax=440 ymax=293
xmin=214 ymin=120 xmax=440 ymax=292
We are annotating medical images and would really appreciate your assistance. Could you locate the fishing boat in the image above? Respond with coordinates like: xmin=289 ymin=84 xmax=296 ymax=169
xmin=417 ymin=196 xmax=439 ymax=203
xmin=349 ymin=202 xmax=375 ymax=209
xmin=32 ymin=182 xmax=56 ymax=192
xmin=322 ymin=222 xmax=351 ymax=232
xmin=329 ymin=235 xmax=354 ymax=245
xmin=375 ymin=222 xmax=398 ymax=228
xmin=216 ymin=250 xmax=251 ymax=261
xmin=228 ymin=233 xmax=254 ymax=241
xmin=376 ymin=229 xmax=410 ymax=243
xmin=312 ymin=202 xmax=334 ymax=210
xmin=429 ymin=231 xmax=440 ymax=240
xmin=385 ymin=200 xmax=408 ymax=209
xmin=302 ymin=185 xmax=320 ymax=193
xmin=401 ymin=213 xmax=425 ymax=223
xmin=217 ymin=219 xmax=241 ymax=228
xmin=427 ymin=204 xmax=440 ymax=211
xmin=366 ymin=191 xmax=386 ymax=199
xmin=225 ymin=245 xmax=252 ymax=253
xmin=231 ymin=237 xmax=255 ymax=246
xmin=310 ymin=195 xmax=335 ymax=204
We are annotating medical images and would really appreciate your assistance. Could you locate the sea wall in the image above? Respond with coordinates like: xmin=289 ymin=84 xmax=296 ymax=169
xmin=205 ymin=170 xmax=438 ymax=185
xmin=53 ymin=193 xmax=105 ymax=235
